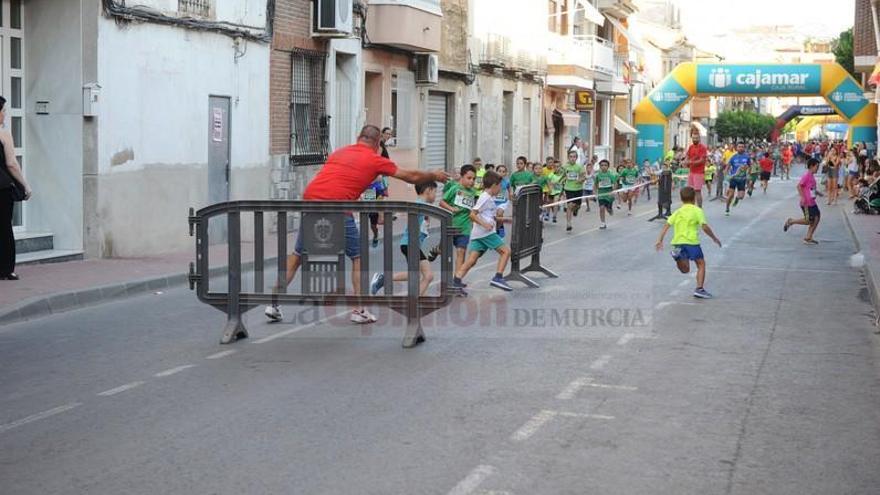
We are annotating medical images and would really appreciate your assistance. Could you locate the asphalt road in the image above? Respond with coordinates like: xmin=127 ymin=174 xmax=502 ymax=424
xmin=2 ymin=176 xmax=880 ymax=495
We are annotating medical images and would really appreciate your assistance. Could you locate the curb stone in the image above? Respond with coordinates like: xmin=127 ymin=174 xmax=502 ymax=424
xmin=840 ymin=208 xmax=880 ymax=326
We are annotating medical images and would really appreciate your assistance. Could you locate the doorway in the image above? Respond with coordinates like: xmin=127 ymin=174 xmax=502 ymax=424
xmin=208 ymin=95 xmax=231 ymax=241
xmin=502 ymin=91 xmax=514 ymax=165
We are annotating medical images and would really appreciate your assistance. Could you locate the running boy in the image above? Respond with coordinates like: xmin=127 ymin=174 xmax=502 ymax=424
xmin=370 ymin=181 xmax=437 ymax=296
xmin=758 ymin=152 xmax=773 ymax=194
xmin=545 ymin=161 xmax=563 ymax=223
xmin=783 ymin=158 xmax=822 ymax=245
xmin=510 ymin=156 xmax=534 ymax=191
xmin=453 ymin=171 xmax=513 ymax=291
xmin=725 ymin=142 xmax=750 ymax=216
xmin=619 ymin=160 xmax=639 ymax=215
xmin=595 ymin=159 xmax=618 ymax=230
xmin=440 ymin=164 xmax=477 ymax=274
xmin=655 ymin=186 xmax=722 ymax=299
xmin=562 ymin=150 xmax=585 ymax=231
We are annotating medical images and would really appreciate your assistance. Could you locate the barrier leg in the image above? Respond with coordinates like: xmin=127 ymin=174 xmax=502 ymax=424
xmin=221 ymin=210 xmax=249 ymax=344
xmin=505 ymin=257 xmax=540 ymax=288
xmin=522 ymin=254 xmax=559 ymax=279
xmin=221 ymin=313 xmax=249 ymax=345
xmin=402 ymin=313 xmax=426 ymax=348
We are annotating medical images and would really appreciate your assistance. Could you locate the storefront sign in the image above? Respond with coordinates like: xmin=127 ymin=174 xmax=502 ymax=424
xmin=574 ymin=90 xmax=595 ymax=111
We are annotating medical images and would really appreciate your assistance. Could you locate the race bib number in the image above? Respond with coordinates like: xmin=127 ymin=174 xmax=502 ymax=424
xmin=567 ymin=172 xmax=579 ymax=181
xmin=598 ymin=179 xmax=611 ymax=188
xmin=625 ymin=177 xmax=636 ymax=185
xmin=453 ymin=191 xmax=475 ymax=209
xmin=361 ymin=189 xmax=377 ymax=201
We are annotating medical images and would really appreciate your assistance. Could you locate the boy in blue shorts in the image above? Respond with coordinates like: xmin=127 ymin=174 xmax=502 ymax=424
xmin=655 ymin=186 xmax=722 ymax=299
xmin=440 ymin=164 xmax=477 ymax=275
xmin=453 ymin=170 xmax=513 ymax=292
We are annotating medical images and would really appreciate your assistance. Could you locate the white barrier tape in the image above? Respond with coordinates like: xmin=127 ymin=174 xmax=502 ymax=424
xmin=538 ymin=174 xmax=703 ymax=209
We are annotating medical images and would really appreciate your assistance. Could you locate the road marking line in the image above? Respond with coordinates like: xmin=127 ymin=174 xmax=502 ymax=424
xmin=448 ymin=465 xmax=496 ymax=495
xmin=475 ymin=491 xmax=513 ymax=495
xmin=153 ymin=364 xmax=196 ymax=378
xmin=254 ymin=309 xmax=352 ymax=344
xmin=206 ymin=350 xmax=237 ymax=359
xmin=617 ymin=333 xmax=635 ymax=345
xmin=584 ymin=382 xmax=638 ymax=391
xmin=0 ymin=402 xmax=82 ymax=434
xmin=556 ymin=377 xmax=591 ymax=400
xmin=97 ymin=381 xmax=145 ymax=397
xmin=589 ymin=354 xmax=612 ymax=370
xmin=556 ymin=411 xmax=615 ymax=420
xmin=510 ymin=410 xmax=557 ymax=442
xmin=713 ymin=265 xmax=844 ymax=274
xmin=655 ymin=301 xmax=698 ymax=310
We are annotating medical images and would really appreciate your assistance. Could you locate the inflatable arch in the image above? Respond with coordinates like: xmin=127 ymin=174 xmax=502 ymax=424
xmin=634 ymin=63 xmax=877 ymax=164
xmin=795 ymin=115 xmax=847 ymax=143
xmin=769 ymin=105 xmax=837 ymax=142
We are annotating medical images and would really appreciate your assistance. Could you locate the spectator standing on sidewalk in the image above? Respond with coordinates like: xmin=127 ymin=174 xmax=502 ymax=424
xmin=264 ymin=125 xmax=449 ymax=324
xmin=0 ymin=96 xmax=31 ymax=281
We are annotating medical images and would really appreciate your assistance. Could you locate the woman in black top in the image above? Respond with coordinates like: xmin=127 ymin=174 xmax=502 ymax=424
xmin=380 ymin=127 xmax=393 ymax=159
xmin=0 ymin=96 xmax=32 ymax=280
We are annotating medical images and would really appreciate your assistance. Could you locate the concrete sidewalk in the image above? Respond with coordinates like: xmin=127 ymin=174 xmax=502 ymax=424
xmin=842 ymin=204 xmax=880 ymax=327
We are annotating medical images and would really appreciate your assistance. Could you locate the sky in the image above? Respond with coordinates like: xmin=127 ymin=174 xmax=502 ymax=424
xmin=676 ymin=0 xmax=855 ymax=56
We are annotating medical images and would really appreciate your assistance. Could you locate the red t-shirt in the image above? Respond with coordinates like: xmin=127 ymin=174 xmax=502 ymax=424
xmin=759 ymin=157 xmax=773 ymax=172
xmin=303 ymin=143 xmax=399 ymax=200
xmin=686 ymin=143 xmax=708 ymax=174
xmin=782 ymin=148 xmax=793 ymax=164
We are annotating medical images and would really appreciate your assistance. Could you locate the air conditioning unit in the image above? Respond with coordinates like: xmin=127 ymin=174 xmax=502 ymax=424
xmin=312 ymin=0 xmax=353 ymax=37
xmin=415 ymin=54 xmax=439 ymax=85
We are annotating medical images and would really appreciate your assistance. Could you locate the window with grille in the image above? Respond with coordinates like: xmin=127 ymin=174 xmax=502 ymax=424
xmin=179 ymin=0 xmax=213 ymax=18
xmin=291 ymin=49 xmax=328 ymax=166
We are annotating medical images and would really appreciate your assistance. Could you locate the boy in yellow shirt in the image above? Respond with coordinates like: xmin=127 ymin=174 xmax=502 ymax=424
xmin=655 ymin=186 xmax=722 ymax=299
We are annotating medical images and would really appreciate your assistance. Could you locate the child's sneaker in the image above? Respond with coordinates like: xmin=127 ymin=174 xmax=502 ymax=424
xmin=371 ymin=238 xmax=379 ymax=248
xmin=552 ymin=216 xmax=558 ymax=223
xmin=489 ymin=275 xmax=514 ymax=292
xmin=369 ymin=273 xmax=385 ymax=295
xmin=693 ymin=288 xmax=713 ymax=299
xmin=265 ymin=305 xmax=283 ymax=322
xmin=599 ymin=223 xmax=607 ymax=230
xmin=351 ymin=308 xmax=378 ymax=324
xmin=497 ymin=225 xmax=506 ymax=238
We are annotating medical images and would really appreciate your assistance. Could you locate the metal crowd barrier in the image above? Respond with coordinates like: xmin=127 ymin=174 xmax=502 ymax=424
xmin=188 ymin=201 xmax=456 ymax=348
xmin=504 ymin=184 xmax=558 ymax=288
xmin=649 ymin=170 xmax=673 ymax=221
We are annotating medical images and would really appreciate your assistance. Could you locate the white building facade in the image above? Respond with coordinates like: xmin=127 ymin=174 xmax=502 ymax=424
xmin=19 ymin=0 xmax=271 ymax=260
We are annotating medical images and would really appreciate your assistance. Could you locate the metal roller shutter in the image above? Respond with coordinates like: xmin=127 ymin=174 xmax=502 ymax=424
xmin=424 ymin=93 xmax=448 ymax=168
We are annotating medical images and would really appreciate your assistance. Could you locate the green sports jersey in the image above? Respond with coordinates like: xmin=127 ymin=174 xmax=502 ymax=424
xmin=535 ymin=174 xmax=549 ymax=192
xmin=562 ymin=164 xmax=584 ymax=191
xmin=547 ymin=173 xmax=563 ymax=196
xmin=595 ymin=171 xmax=618 ymax=199
xmin=620 ymin=168 xmax=638 ymax=186
xmin=442 ymin=182 xmax=476 ymax=236
xmin=510 ymin=170 xmax=535 ymax=188
xmin=749 ymin=161 xmax=761 ymax=174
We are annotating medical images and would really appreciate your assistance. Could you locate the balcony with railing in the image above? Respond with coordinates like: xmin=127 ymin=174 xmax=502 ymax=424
xmin=477 ymin=34 xmax=546 ymax=75
xmin=365 ymin=0 xmax=442 ymax=52
xmin=546 ymin=34 xmax=615 ymax=89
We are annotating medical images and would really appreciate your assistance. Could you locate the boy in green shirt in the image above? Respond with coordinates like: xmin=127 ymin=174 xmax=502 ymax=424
xmin=440 ymin=164 xmax=477 ymax=275
xmin=545 ymin=161 xmax=563 ymax=224
xmin=562 ymin=150 xmax=585 ymax=232
xmin=595 ymin=159 xmax=618 ymax=230
xmin=510 ymin=156 xmax=535 ymax=190
xmin=619 ymin=160 xmax=640 ymax=216
xmin=655 ymin=186 xmax=722 ymax=299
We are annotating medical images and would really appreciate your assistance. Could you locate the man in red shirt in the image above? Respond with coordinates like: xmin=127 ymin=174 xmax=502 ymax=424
xmin=758 ymin=151 xmax=774 ymax=194
xmin=265 ymin=125 xmax=450 ymax=324
xmin=781 ymin=144 xmax=793 ymax=181
xmin=684 ymin=126 xmax=708 ymax=207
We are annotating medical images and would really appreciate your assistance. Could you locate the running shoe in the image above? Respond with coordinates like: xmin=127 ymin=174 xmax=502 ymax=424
xmin=265 ymin=305 xmax=283 ymax=322
xmin=369 ymin=273 xmax=385 ymax=295
xmin=452 ymin=278 xmax=467 ymax=289
xmin=783 ymin=220 xmax=791 ymax=232
xmin=725 ymin=210 xmax=730 ymax=216
xmin=489 ymin=275 xmax=514 ymax=292
xmin=599 ymin=223 xmax=608 ymax=230
xmin=351 ymin=308 xmax=378 ymax=324
xmin=803 ymin=239 xmax=819 ymax=245
xmin=627 ymin=211 xmax=632 ymax=216
xmin=693 ymin=288 xmax=713 ymax=299
xmin=552 ymin=216 xmax=558 ymax=223
xmin=566 ymin=225 xmax=573 ymax=232
xmin=371 ymin=238 xmax=379 ymax=248
xmin=498 ymin=225 xmax=506 ymax=238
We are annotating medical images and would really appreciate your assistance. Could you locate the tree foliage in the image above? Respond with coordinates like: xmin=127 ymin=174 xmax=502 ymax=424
xmin=832 ymin=28 xmax=856 ymax=79
xmin=714 ymin=111 xmax=777 ymax=141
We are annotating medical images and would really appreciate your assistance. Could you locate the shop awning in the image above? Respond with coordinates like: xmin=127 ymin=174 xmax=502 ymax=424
xmin=555 ymin=109 xmax=582 ymax=128
xmin=613 ymin=115 xmax=638 ymax=135
xmin=691 ymin=121 xmax=708 ymax=137
xmin=577 ymin=0 xmax=605 ymax=26
xmin=604 ymin=15 xmax=644 ymax=51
